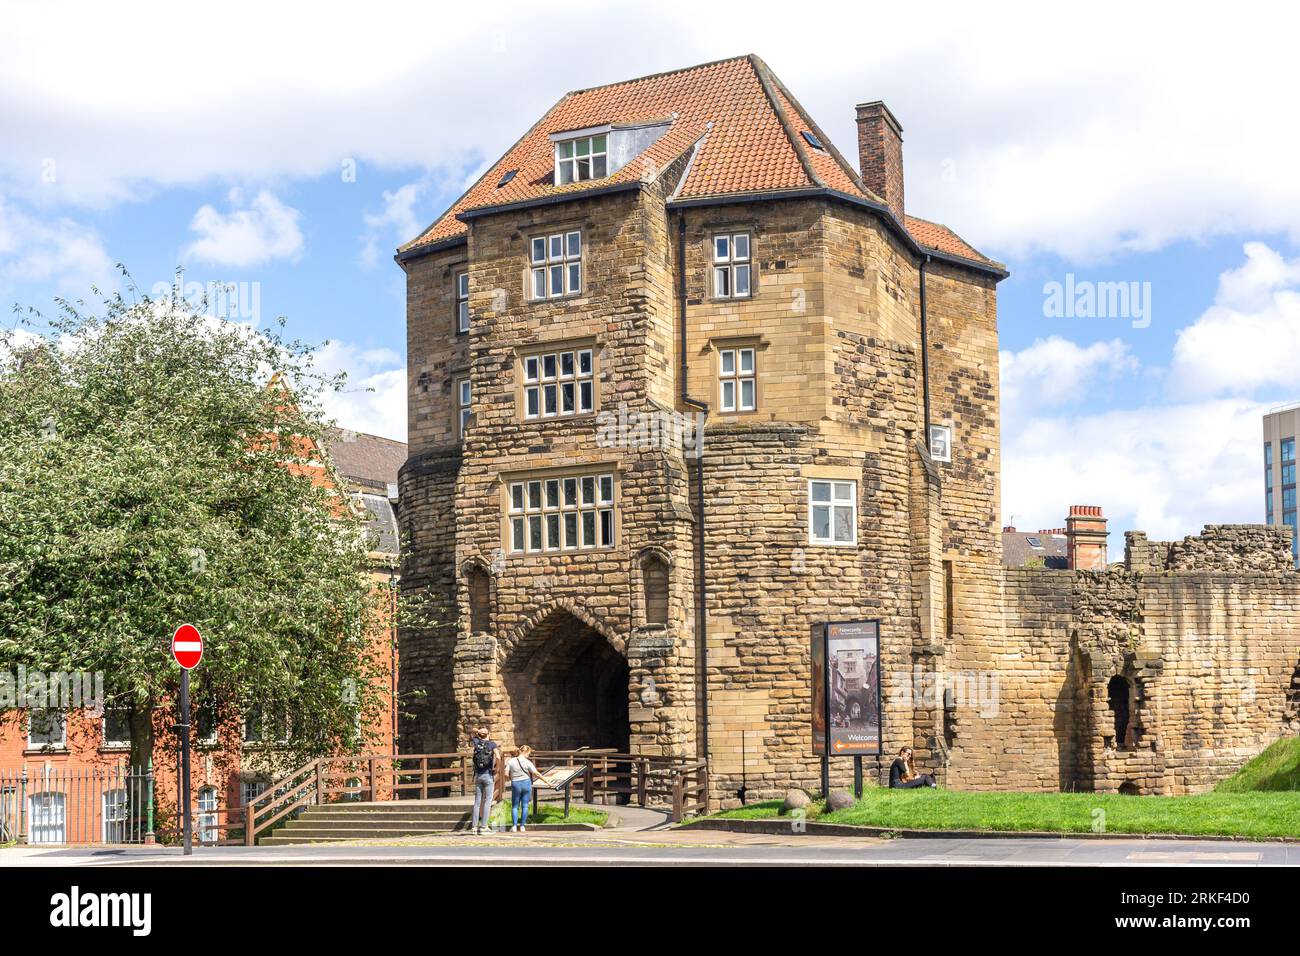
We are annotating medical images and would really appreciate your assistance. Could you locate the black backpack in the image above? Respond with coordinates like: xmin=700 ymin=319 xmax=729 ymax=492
xmin=472 ymin=738 xmax=495 ymax=774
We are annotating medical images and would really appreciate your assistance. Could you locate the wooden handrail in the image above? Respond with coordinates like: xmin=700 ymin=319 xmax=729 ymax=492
xmin=242 ymin=749 xmax=709 ymax=842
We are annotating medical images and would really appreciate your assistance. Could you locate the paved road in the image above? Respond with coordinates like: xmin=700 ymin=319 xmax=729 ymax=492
xmin=3 ymin=830 xmax=1295 ymax=866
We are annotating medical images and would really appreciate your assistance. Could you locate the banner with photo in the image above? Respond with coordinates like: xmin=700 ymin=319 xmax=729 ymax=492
xmin=812 ymin=620 xmax=881 ymax=756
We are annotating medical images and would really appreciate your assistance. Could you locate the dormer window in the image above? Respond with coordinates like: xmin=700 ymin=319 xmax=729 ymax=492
xmin=556 ymin=134 xmax=608 ymax=185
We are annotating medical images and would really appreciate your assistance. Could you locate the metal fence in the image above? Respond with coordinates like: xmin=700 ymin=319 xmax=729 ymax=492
xmin=1 ymin=765 xmax=154 ymax=845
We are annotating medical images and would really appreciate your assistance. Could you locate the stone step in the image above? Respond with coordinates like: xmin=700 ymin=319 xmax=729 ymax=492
xmin=305 ymin=801 xmax=473 ymax=813
xmin=292 ymin=811 xmax=470 ymax=827
xmin=260 ymin=832 xmax=466 ymax=846
xmin=267 ymin=826 xmax=464 ymax=841
xmin=282 ymin=816 xmax=466 ymax=830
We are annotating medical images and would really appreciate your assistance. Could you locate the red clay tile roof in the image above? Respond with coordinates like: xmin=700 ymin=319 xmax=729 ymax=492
xmin=905 ymin=215 xmax=995 ymax=265
xmin=401 ymin=54 xmax=996 ymax=270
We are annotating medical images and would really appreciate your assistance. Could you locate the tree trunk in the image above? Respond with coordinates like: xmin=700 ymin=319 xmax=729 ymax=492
xmin=128 ymin=705 xmax=155 ymax=772
xmin=127 ymin=705 xmax=156 ymax=838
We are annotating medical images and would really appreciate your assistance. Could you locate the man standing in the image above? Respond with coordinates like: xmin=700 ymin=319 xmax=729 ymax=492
xmin=470 ymin=727 xmax=500 ymax=834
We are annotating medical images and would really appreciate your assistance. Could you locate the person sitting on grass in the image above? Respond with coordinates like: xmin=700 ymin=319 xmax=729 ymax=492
xmin=505 ymin=745 xmax=545 ymax=833
xmin=889 ymin=746 xmax=937 ymax=789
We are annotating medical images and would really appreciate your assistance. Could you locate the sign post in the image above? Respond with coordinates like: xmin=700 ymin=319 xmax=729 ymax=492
xmin=171 ymin=624 xmax=204 ymax=856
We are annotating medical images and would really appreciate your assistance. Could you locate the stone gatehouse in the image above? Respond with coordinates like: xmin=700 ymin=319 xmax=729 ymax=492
xmin=395 ymin=54 xmax=1300 ymax=804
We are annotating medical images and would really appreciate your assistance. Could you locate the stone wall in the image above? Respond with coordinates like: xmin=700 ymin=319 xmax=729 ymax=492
xmin=1126 ymin=526 xmax=1294 ymax=573
xmin=944 ymin=565 xmax=1300 ymax=795
xmin=400 ymin=173 xmax=1300 ymax=804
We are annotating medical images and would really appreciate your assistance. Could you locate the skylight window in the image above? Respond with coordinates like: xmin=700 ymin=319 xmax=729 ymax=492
xmin=1026 ymin=537 xmax=1042 ymax=549
xmin=556 ymin=134 xmax=607 ymax=185
xmin=800 ymin=130 xmax=825 ymax=151
xmin=497 ymin=169 xmax=518 ymax=188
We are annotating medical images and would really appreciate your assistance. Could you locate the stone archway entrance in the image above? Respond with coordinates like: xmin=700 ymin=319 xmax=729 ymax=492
xmin=502 ymin=606 xmax=630 ymax=752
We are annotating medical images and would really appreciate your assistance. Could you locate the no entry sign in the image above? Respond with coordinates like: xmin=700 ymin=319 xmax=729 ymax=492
xmin=171 ymin=623 xmax=204 ymax=670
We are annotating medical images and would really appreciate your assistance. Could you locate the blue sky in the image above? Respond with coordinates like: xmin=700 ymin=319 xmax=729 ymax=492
xmin=3 ymin=1 xmax=1299 ymax=549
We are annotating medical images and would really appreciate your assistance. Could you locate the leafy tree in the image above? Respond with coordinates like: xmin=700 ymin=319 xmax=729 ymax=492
xmin=0 ymin=276 xmax=388 ymax=774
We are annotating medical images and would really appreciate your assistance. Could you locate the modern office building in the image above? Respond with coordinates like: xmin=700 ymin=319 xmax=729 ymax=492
xmin=1263 ymin=405 xmax=1299 ymax=564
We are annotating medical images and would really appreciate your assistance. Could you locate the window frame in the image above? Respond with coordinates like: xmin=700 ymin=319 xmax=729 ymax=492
xmin=102 ymin=788 xmax=129 ymax=842
xmin=530 ymin=230 xmax=582 ymax=300
xmin=520 ymin=345 xmax=596 ymax=421
xmin=506 ymin=470 xmax=617 ymax=556
xmin=717 ymin=345 xmax=757 ymax=414
xmin=102 ymin=709 xmax=131 ymax=749
xmin=27 ymin=792 xmax=66 ymax=845
xmin=455 ymin=375 xmax=472 ymax=437
xmin=929 ymin=424 xmax=953 ymax=463
xmin=711 ymin=232 xmax=753 ymax=300
xmin=197 ymin=786 xmax=220 ymax=844
xmin=808 ymin=479 xmax=857 ymax=547
xmin=555 ymin=134 xmax=609 ymax=185
xmin=455 ymin=270 xmax=470 ymax=335
xmin=27 ymin=710 xmax=66 ymax=750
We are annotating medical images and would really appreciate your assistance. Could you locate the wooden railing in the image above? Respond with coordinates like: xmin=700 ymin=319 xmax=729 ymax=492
xmin=244 ymin=749 xmax=709 ymax=844
xmin=670 ymin=761 xmax=709 ymax=821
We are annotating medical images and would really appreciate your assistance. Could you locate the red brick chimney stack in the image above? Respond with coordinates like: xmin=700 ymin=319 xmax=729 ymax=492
xmin=1065 ymin=505 xmax=1108 ymax=570
xmin=855 ymin=101 xmax=905 ymax=223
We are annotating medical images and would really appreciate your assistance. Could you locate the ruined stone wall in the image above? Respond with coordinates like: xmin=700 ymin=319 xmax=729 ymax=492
xmin=1127 ymin=526 xmax=1294 ymax=573
xmin=945 ymin=564 xmax=1300 ymax=795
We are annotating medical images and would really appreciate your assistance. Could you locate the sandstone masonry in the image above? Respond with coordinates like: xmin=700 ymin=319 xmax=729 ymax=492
xmin=396 ymin=56 xmax=1300 ymax=805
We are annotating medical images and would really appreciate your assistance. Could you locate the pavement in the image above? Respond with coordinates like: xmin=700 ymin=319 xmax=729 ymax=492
xmin=3 ymin=828 xmax=1296 ymax=866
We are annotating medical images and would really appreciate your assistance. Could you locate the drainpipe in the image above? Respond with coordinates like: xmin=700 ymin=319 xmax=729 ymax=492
xmin=677 ymin=212 xmax=710 ymax=763
xmin=919 ymin=254 xmax=932 ymax=438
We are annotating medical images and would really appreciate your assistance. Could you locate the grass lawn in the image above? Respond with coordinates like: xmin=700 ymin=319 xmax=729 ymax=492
xmin=698 ymin=787 xmax=1300 ymax=839
xmin=1214 ymin=737 xmax=1300 ymax=792
xmin=489 ymin=801 xmax=608 ymax=828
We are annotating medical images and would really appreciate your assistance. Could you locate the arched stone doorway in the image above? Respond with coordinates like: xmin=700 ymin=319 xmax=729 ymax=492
xmin=502 ymin=606 xmax=630 ymax=752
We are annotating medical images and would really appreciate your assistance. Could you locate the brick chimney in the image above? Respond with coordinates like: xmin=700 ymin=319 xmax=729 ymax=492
xmin=855 ymin=100 xmax=904 ymax=223
xmin=1065 ymin=505 xmax=1108 ymax=570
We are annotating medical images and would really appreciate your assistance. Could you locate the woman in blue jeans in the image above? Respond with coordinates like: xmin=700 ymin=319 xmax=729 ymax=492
xmin=504 ymin=745 xmax=544 ymax=832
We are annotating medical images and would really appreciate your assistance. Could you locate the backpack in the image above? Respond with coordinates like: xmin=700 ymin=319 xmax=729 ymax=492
xmin=472 ymin=738 xmax=495 ymax=774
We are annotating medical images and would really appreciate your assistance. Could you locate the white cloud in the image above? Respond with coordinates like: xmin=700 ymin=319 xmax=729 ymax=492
xmin=360 ymin=180 xmax=426 ymax=268
xmin=0 ymin=197 xmax=115 ymax=296
xmin=1001 ymin=244 xmax=1300 ymax=543
xmin=183 ymin=189 xmax=304 ymax=268
xmin=1002 ymin=398 xmax=1266 ymax=544
xmin=4 ymin=3 xmax=1300 ymax=261
xmin=312 ymin=340 xmax=406 ymax=442
xmin=1168 ymin=242 xmax=1300 ymax=398
xmin=1000 ymin=336 xmax=1137 ymax=423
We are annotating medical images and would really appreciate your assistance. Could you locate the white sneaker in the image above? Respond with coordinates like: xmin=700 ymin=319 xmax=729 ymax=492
xmin=511 ymin=825 xmax=518 ymax=832
xmin=520 ymin=825 xmax=527 ymax=833
xmin=482 ymin=826 xmax=494 ymax=834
